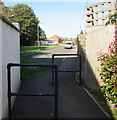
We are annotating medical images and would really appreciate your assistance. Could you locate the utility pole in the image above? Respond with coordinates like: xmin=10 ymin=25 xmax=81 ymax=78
xmin=37 ymin=24 xmax=40 ymax=50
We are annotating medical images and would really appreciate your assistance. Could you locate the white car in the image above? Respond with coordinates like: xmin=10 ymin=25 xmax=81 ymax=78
xmin=45 ymin=41 xmax=57 ymax=45
xmin=64 ymin=41 xmax=73 ymax=49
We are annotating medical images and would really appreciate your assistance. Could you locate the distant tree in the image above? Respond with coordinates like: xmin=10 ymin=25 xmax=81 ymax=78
xmin=39 ymin=27 xmax=47 ymax=40
xmin=8 ymin=4 xmax=39 ymax=46
xmin=1 ymin=3 xmax=47 ymax=46
xmin=106 ymin=13 xmax=117 ymax=25
xmin=0 ymin=1 xmax=7 ymax=16
xmin=0 ymin=2 xmax=14 ymax=21
xmin=63 ymin=37 xmax=69 ymax=42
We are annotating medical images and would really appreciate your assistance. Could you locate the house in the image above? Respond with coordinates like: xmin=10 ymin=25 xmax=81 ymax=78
xmin=49 ymin=35 xmax=63 ymax=44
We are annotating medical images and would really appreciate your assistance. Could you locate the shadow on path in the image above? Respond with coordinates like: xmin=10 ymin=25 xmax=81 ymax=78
xmin=11 ymin=56 xmax=108 ymax=119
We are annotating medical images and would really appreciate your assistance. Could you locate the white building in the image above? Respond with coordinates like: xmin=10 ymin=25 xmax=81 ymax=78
xmin=0 ymin=14 xmax=20 ymax=119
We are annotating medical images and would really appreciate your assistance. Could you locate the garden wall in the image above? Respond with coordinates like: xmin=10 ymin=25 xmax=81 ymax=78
xmin=84 ymin=25 xmax=115 ymax=91
xmin=0 ymin=14 xmax=20 ymax=119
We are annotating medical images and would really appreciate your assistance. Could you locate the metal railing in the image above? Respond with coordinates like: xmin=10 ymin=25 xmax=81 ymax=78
xmin=7 ymin=63 xmax=58 ymax=120
xmin=52 ymin=54 xmax=81 ymax=86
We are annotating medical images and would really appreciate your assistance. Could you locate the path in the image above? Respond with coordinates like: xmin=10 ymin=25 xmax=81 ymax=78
xmin=11 ymin=45 xmax=108 ymax=119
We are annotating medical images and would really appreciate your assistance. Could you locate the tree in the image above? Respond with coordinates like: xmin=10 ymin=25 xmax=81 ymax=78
xmin=106 ymin=13 xmax=117 ymax=25
xmin=0 ymin=1 xmax=7 ymax=17
xmin=8 ymin=4 xmax=39 ymax=46
xmin=39 ymin=27 xmax=47 ymax=40
xmin=1 ymin=3 xmax=47 ymax=46
xmin=0 ymin=2 xmax=15 ymax=21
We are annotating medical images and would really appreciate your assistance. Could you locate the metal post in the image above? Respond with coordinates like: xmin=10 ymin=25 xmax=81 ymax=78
xmin=7 ymin=63 xmax=58 ymax=119
xmin=52 ymin=54 xmax=55 ymax=86
xmin=77 ymin=36 xmax=80 ymax=54
xmin=37 ymin=24 xmax=40 ymax=50
xmin=79 ymin=55 xmax=82 ymax=86
xmin=52 ymin=54 xmax=82 ymax=86
xmin=7 ymin=64 xmax=11 ymax=119
xmin=55 ymin=67 xmax=58 ymax=120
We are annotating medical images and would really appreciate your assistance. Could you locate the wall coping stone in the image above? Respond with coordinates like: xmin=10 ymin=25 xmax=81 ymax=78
xmin=0 ymin=14 xmax=20 ymax=32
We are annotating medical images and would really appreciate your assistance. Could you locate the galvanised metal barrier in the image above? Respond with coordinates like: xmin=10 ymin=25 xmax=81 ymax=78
xmin=52 ymin=54 xmax=81 ymax=86
xmin=7 ymin=63 xmax=58 ymax=120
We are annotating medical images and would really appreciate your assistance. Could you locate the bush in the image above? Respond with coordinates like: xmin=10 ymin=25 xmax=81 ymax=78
xmin=97 ymin=40 xmax=117 ymax=104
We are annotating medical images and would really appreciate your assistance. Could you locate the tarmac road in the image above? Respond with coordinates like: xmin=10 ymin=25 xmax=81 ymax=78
xmin=24 ymin=45 xmax=78 ymax=65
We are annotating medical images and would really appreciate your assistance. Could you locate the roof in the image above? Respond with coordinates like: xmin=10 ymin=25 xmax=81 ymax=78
xmin=50 ymin=35 xmax=60 ymax=39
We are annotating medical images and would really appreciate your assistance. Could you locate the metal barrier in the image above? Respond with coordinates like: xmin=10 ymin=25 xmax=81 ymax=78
xmin=7 ymin=63 xmax=58 ymax=120
xmin=52 ymin=54 xmax=81 ymax=86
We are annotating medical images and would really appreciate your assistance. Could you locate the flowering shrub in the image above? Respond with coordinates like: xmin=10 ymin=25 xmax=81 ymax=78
xmin=97 ymin=40 xmax=117 ymax=104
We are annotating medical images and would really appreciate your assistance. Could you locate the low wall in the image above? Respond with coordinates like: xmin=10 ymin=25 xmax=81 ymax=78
xmin=0 ymin=15 xmax=20 ymax=119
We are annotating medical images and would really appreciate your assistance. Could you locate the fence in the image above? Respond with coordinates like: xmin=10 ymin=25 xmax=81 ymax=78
xmin=85 ymin=1 xmax=116 ymax=27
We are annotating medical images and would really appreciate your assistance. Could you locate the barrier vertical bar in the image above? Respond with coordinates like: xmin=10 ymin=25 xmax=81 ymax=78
xmin=52 ymin=55 xmax=55 ymax=86
xmin=7 ymin=64 xmax=11 ymax=120
xmin=7 ymin=63 xmax=58 ymax=119
xmin=79 ymin=55 xmax=81 ymax=86
xmin=55 ymin=66 xmax=58 ymax=120
xmin=52 ymin=54 xmax=81 ymax=86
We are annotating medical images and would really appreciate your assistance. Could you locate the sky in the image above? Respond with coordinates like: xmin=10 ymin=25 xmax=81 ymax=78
xmin=3 ymin=0 xmax=104 ymax=38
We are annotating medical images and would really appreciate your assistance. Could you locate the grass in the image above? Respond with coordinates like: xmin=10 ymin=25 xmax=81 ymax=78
xmin=20 ymin=45 xmax=60 ymax=80
xmin=21 ymin=45 xmax=60 ymax=56
xmin=20 ymin=57 xmax=50 ymax=80
xmin=21 ymin=67 xmax=50 ymax=80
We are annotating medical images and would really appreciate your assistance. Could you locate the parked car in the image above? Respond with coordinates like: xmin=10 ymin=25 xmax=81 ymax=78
xmin=45 ymin=41 xmax=57 ymax=45
xmin=45 ymin=41 xmax=49 ymax=45
xmin=64 ymin=41 xmax=73 ymax=49
xmin=72 ymin=42 xmax=75 ymax=46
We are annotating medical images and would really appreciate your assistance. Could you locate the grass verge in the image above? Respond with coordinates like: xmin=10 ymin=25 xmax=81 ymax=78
xmin=21 ymin=45 xmax=60 ymax=56
xmin=20 ymin=57 xmax=50 ymax=80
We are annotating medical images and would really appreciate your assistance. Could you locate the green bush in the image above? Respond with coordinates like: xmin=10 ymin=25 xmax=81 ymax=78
xmin=97 ymin=40 xmax=117 ymax=104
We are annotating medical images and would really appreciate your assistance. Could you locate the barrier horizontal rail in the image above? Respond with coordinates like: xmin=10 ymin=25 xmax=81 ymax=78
xmin=7 ymin=63 xmax=58 ymax=120
xmin=52 ymin=54 xmax=81 ymax=86
xmin=10 ymin=92 xmax=56 ymax=96
xmin=7 ymin=63 xmax=57 ymax=68
xmin=52 ymin=54 xmax=81 ymax=56
xmin=58 ymin=70 xmax=79 ymax=72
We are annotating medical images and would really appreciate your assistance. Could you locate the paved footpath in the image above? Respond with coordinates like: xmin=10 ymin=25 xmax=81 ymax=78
xmin=11 ymin=46 xmax=109 ymax=119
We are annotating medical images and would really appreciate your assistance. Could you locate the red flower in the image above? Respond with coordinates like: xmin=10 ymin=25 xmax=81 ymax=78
xmin=111 ymin=77 xmax=115 ymax=81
